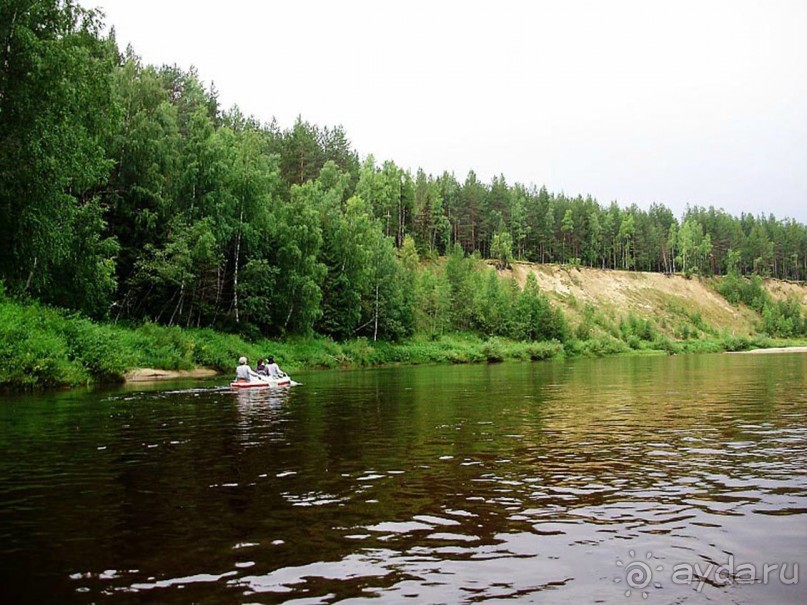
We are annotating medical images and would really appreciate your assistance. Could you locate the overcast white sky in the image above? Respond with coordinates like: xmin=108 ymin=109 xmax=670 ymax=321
xmin=91 ymin=0 xmax=807 ymax=221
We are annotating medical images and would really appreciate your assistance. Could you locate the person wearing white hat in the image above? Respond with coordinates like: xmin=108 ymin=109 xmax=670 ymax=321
xmin=235 ymin=356 xmax=261 ymax=382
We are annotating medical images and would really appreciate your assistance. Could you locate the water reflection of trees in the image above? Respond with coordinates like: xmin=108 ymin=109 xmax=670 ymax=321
xmin=286 ymin=355 xmax=807 ymax=536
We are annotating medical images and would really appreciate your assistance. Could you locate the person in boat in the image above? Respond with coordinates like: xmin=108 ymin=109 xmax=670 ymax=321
xmin=255 ymin=358 xmax=268 ymax=376
xmin=235 ymin=356 xmax=262 ymax=382
xmin=264 ymin=356 xmax=285 ymax=379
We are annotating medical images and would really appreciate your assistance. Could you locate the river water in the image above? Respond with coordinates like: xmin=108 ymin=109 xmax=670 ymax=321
xmin=0 ymin=353 xmax=805 ymax=604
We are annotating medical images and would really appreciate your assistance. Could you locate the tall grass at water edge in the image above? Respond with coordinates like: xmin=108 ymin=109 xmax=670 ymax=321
xmin=0 ymin=296 xmax=801 ymax=389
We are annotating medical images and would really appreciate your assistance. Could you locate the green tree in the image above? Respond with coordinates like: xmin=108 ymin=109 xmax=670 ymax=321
xmin=666 ymin=222 xmax=678 ymax=273
xmin=355 ymin=156 xmax=413 ymax=246
xmin=317 ymin=192 xmax=377 ymax=339
xmin=0 ymin=0 xmax=119 ymax=314
xmin=361 ymin=230 xmax=413 ymax=340
xmin=277 ymin=116 xmax=326 ymax=187
xmin=414 ymin=268 xmax=451 ymax=337
xmin=618 ymin=214 xmax=635 ymax=269
xmin=542 ymin=198 xmax=556 ymax=262
xmin=105 ymin=51 xmax=180 ymax=294
xmin=269 ymin=182 xmax=327 ymax=333
xmin=587 ymin=208 xmax=602 ymax=267
xmin=514 ymin=272 xmax=568 ymax=341
xmin=412 ymin=169 xmax=449 ymax=255
xmin=444 ymin=243 xmax=477 ymax=329
xmin=490 ymin=229 xmax=514 ymax=269
xmin=561 ymin=208 xmax=574 ymax=263
xmin=509 ymin=185 xmax=530 ymax=259
xmin=219 ymin=122 xmax=279 ymax=325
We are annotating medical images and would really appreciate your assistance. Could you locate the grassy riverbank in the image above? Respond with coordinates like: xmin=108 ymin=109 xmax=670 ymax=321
xmin=3 ymin=297 xmax=804 ymax=389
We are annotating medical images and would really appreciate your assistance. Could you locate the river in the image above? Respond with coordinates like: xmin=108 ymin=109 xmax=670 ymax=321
xmin=1 ymin=353 xmax=805 ymax=603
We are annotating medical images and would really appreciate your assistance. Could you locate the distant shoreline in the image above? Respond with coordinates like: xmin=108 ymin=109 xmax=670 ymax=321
xmin=123 ymin=345 xmax=807 ymax=382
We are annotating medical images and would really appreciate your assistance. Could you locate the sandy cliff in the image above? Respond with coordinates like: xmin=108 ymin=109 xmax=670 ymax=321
xmin=498 ymin=263 xmax=807 ymax=337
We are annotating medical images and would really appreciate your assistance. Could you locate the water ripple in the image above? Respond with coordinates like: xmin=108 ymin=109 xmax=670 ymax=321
xmin=0 ymin=354 xmax=805 ymax=603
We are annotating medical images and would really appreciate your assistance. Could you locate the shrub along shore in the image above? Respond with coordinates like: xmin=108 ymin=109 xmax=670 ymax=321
xmin=3 ymin=297 xmax=803 ymax=390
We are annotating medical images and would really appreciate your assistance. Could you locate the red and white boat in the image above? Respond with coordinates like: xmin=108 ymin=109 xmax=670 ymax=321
xmin=230 ymin=375 xmax=292 ymax=389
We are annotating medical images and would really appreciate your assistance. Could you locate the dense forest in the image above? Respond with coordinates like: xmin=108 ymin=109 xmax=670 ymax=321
xmin=1 ymin=1 xmax=806 ymax=343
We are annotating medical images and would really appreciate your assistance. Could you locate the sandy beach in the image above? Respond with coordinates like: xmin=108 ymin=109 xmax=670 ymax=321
xmin=125 ymin=368 xmax=219 ymax=382
xmin=730 ymin=347 xmax=807 ymax=355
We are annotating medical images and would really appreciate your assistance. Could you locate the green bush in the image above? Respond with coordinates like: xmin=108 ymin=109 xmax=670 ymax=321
xmin=525 ymin=341 xmax=564 ymax=360
xmin=652 ymin=336 xmax=682 ymax=355
xmin=481 ymin=340 xmax=505 ymax=363
xmin=191 ymin=329 xmax=263 ymax=371
xmin=716 ymin=273 xmax=769 ymax=312
xmin=682 ymin=339 xmax=724 ymax=354
xmin=563 ymin=338 xmax=584 ymax=357
xmin=580 ymin=335 xmax=630 ymax=357
xmin=719 ymin=335 xmax=754 ymax=352
xmin=761 ymin=296 xmax=805 ymax=338
xmin=715 ymin=274 xmax=805 ymax=338
xmin=342 ymin=338 xmax=380 ymax=366
xmin=626 ymin=334 xmax=642 ymax=350
xmin=124 ymin=323 xmax=196 ymax=370
xmin=57 ymin=317 xmax=132 ymax=380
xmin=619 ymin=313 xmax=658 ymax=342
xmin=676 ymin=324 xmax=692 ymax=340
xmin=0 ymin=301 xmax=90 ymax=387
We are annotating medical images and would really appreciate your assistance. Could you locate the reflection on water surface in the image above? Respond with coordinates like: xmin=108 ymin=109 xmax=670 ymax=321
xmin=0 ymin=353 xmax=805 ymax=603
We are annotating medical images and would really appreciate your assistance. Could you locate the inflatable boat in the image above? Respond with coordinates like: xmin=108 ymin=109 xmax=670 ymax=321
xmin=230 ymin=376 xmax=292 ymax=389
